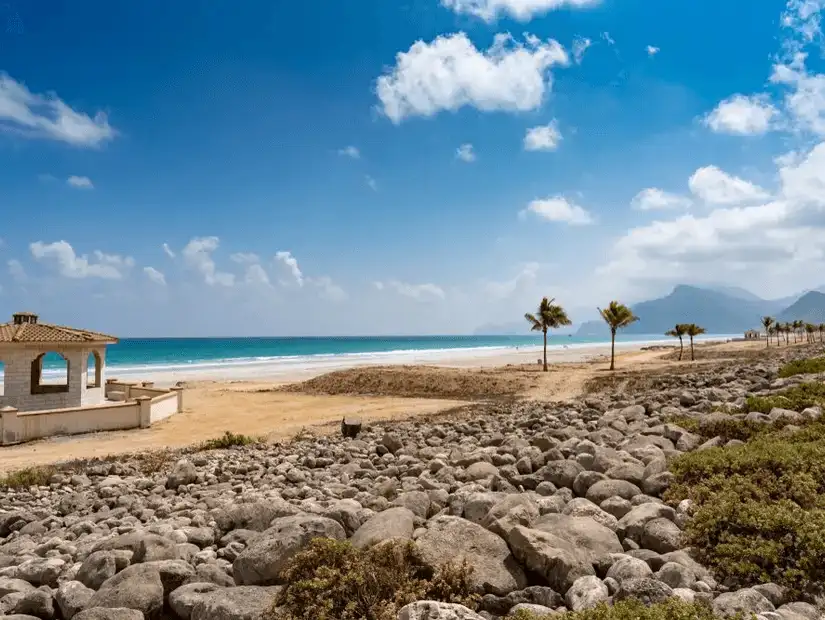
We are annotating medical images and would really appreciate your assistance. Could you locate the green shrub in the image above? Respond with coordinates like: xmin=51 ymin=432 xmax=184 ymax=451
xmin=666 ymin=413 xmax=813 ymax=442
xmin=666 ymin=419 xmax=825 ymax=596
xmin=511 ymin=598 xmax=744 ymax=620
xmin=195 ymin=431 xmax=260 ymax=451
xmin=745 ymin=382 xmax=825 ymax=414
xmin=0 ymin=465 xmax=57 ymax=490
xmin=778 ymin=357 xmax=825 ymax=378
xmin=274 ymin=538 xmax=478 ymax=620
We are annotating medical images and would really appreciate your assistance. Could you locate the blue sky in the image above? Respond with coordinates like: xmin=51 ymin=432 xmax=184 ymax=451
xmin=1 ymin=0 xmax=825 ymax=336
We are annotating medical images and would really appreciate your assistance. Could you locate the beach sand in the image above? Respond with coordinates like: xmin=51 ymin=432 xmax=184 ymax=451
xmin=0 ymin=338 xmax=754 ymax=472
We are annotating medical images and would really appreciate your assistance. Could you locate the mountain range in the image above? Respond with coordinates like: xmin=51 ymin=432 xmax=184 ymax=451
xmin=473 ymin=285 xmax=825 ymax=336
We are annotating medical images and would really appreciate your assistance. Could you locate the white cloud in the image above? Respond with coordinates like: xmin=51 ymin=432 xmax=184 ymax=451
xmin=30 ymin=241 xmax=128 ymax=279
xmin=688 ymin=165 xmax=772 ymax=205
xmin=366 ymin=175 xmax=378 ymax=191
xmin=522 ymin=196 xmax=594 ymax=225
xmin=0 ymin=73 xmax=115 ymax=147
xmin=646 ymin=45 xmax=660 ymax=56
xmin=310 ymin=276 xmax=347 ymax=301
xmin=275 ymin=251 xmax=304 ymax=286
xmin=378 ymin=280 xmax=446 ymax=301
xmin=162 ymin=243 xmax=176 ymax=259
xmin=524 ymin=120 xmax=561 ymax=151
xmin=599 ymin=140 xmax=825 ymax=291
xmin=631 ymin=188 xmax=692 ymax=211
xmin=338 ymin=146 xmax=360 ymax=159
xmin=441 ymin=0 xmax=599 ymax=22
xmin=181 ymin=237 xmax=235 ymax=287
xmin=376 ymin=32 xmax=568 ymax=123
xmin=7 ymin=259 xmax=26 ymax=282
xmin=704 ymin=94 xmax=778 ymax=135
xmin=143 ymin=267 xmax=166 ymax=286
xmin=67 ymin=175 xmax=93 ymax=189
xmin=572 ymin=37 xmax=591 ymax=64
xmin=456 ymin=143 xmax=476 ymax=162
xmin=484 ymin=262 xmax=539 ymax=299
xmin=601 ymin=32 xmax=616 ymax=46
xmin=244 ymin=263 xmax=272 ymax=288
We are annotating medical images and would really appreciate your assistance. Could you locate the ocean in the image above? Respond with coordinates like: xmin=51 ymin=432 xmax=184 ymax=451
xmin=11 ymin=333 xmax=729 ymax=380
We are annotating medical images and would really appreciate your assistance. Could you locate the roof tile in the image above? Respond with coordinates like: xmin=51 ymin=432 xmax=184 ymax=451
xmin=0 ymin=320 xmax=118 ymax=345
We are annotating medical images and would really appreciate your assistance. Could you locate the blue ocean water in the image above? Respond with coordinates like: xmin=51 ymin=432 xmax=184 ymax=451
xmin=20 ymin=333 xmax=702 ymax=376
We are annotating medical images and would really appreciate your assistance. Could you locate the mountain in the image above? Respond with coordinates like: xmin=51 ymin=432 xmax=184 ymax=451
xmin=777 ymin=291 xmax=825 ymax=324
xmin=623 ymin=285 xmax=773 ymax=335
xmin=473 ymin=321 xmax=577 ymax=336
xmin=705 ymin=285 xmax=765 ymax=303
xmin=575 ymin=320 xmax=610 ymax=338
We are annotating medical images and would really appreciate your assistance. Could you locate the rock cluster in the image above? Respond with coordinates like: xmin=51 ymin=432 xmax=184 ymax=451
xmin=0 ymin=353 xmax=822 ymax=620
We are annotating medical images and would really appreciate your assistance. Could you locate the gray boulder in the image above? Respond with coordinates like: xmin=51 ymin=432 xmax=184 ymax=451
xmin=397 ymin=601 xmax=485 ymax=619
xmin=57 ymin=581 xmax=95 ymax=620
xmin=350 ymin=507 xmax=415 ymax=549
xmin=74 ymin=610 xmax=144 ymax=620
xmin=565 ymin=575 xmax=609 ymax=611
xmin=713 ymin=588 xmax=775 ymax=616
xmin=190 ymin=586 xmax=281 ymax=620
xmin=169 ymin=582 xmax=221 ymax=620
xmin=85 ymin=564 xmax=164 ymax=618
xmin=507 ymin=525 xmax=595 ymax=593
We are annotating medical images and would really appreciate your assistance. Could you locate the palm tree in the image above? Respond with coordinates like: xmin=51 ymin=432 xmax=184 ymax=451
xmin=598 ymin=301 xmax=639 ymax=371
xmin=783 ymin=322 xmax=792 ymax=345
xmin=793 ymin=320 xmax=804 ymax=343
xmin=684 ymin=323 xmax=706 ymax=361
xmin=806 ymin=323 xmax=816 ymax=343
xmin=665 ymin=324 xmax=687 ymax=360
xmin=525 ymin=297 xmax=572 ymax=372
xmin=769 ymin=325 xmax=777 ymax=345
xmin=761 ymin=316 xmax=774 ymax=347
xmin=819 ymin=323 xmax=825 ymax=343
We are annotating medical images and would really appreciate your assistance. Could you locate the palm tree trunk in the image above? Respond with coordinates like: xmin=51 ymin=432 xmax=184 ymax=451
xmin=609 ymin=330 xmax=616 ymax=371
xmin=690 ymin=335 xmax=695 ymax=361
xmin=678 ymin=336 xmax=683 ymax=361
xmin=542 ymin=329 xmax=548 ymax=372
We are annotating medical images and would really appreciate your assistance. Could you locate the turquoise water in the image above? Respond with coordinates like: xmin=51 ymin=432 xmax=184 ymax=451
xmin=13 ymin=333 xmax=719 ymax=377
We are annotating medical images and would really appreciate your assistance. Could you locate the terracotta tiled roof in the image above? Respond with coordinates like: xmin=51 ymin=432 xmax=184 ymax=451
xmin=0 ymin=316 xmax=118 ymax=345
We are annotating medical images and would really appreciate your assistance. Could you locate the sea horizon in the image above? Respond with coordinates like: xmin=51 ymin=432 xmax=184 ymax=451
xmin=5 ymin=333 xmax=739 ymax=381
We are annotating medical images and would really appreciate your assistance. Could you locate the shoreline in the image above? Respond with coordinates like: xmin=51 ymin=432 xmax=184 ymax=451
xmin=100 ymin=335 xmax=733 ymax=387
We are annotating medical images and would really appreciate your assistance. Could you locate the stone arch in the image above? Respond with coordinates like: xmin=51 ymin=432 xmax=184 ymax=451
xmin=86 ymin=350 xmax=102 ymax=388
xmin=31 ymin=352 xmax=70 ymax=395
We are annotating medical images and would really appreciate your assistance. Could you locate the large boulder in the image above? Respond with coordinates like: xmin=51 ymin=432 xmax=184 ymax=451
xmin=713 ymin=588 xmax=775 ymax=616
xmin=533 ymin=514 xmax=623 ymax=564
xmin=507 ymin=525 xmax=596 ymax=593
xmin=397 ymin=601 xmax=485 ymax=619
xmin=84 ymin=564 xmax=164 ymax=618
xmin=169 ymin=583 xmax=221 ymax=620
xmin=190 ymin=586 xmax=281 ymax=620
xmin=74 ymin=610 xmax=144 ymax=620
xmin=480 ymin=494 xmax=539 ymax=538
xmin=416 ymin=516 xmax=526 ymax=595
xmin=233 ymin=514 xmax=345 ymax=585
xmin=211 ymin=499 xmax=302 ymax=533
xmin=350 ymin=507 xmax=415 ymax=549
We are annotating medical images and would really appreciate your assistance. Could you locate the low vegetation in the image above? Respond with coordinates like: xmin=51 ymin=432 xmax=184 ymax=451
xmin=778 ymin=356 xmax=825 ymax=378
xmin=194 ymin=430 xmax=260 ymax=451
xmin=744 ymin=381 xmax=825 ymax=414
xmin=0 ymin=465 xmax=58 ymax=490
xmin=513 ymin=599 xmax=741 ymax=620
xmin=273 ymin=538 xmax=478 ymax=620
xmin=665 ymin=413 xmax=814 ymax=442
xmin=666 ymin=416 xmax=825 ymax=597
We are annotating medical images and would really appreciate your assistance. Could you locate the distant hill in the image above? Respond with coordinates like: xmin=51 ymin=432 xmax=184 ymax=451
xmin=777 ymin=291 xmax=825 ymax=324
xmin=624 ymin=285 xmax=774 ymax=335
xmin=575 ymin=320 xmax=610 ymax=338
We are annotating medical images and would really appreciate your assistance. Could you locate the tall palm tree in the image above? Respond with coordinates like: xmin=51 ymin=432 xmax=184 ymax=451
xmin=769 ymin=325 xmax=777 ymax=345
xmin=665 ymin=324 xmax=687 ymax=360
xmin=783 ymin=322 xmax=792 ymax=345
xmin=598 ymin=301 xmax=639 ymax=371
xmin=761 ymin=316 xmax=774 ymax=347
xmin=806 ymin=323 xmax=816 ymax=343
xmin=684 ymin=324 xmax=706 ymax=361
xmin=819 ymin=323 xmax=825 ymax=343
xmin=793 ymin=320 xmax=804 ymax=343
xmin=525 ymin=297 xmax=572 ymax=372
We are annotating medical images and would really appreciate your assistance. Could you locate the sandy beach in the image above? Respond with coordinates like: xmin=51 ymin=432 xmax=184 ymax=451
xmin=0 ymin=337 xmax=740 ymax=472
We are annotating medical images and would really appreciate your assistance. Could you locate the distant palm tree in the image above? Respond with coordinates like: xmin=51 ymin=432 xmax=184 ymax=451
xmin=806 ymin=323 xmax=816 ymax=343
xmin=598 ymin=301 xmax=639 ymax=371
xmin=684 ymin=323 xmax=706 ymax=361
xmin=783 ymin=322 xmax=792 ymax=345
xmin=665 ymin=324 xmax=687 ymax=360
xmin=525 ymin=297 xmax=572 ymax=372
xmin=819 ymin=323 xmax=825 ymax=343
xmin=761 ymin=316 xmax=774 ymax=347
xmin=769 ymin=325 xmax=777 ymax=345
xmin=793 ymin=319 xmax=804 ymax=343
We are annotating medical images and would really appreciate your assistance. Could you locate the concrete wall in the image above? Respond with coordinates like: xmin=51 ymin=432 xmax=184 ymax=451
xmin=149 ymin=392 xmax=179 ymax=424
xmin=0 ymin=401 xmax=141 ymax=445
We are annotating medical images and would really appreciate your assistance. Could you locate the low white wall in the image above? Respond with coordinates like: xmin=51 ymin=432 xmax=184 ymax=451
xmin=1 ymin=402 xmax=140 ymax=445
xmin=149 ymin=392 xmax=179 ymax=423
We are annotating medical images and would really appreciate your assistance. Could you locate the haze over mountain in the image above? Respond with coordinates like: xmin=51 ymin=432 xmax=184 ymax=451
xmin=476 ymin=285 xmax=825 ymax=336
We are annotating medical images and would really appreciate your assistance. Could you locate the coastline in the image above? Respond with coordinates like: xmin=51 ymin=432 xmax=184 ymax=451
xmin=106 ymin=335 xmax=733 ymax=386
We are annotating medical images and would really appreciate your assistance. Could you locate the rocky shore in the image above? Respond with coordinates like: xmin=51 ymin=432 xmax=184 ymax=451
xmin=0 ymin=346 xmax=823 ymax=620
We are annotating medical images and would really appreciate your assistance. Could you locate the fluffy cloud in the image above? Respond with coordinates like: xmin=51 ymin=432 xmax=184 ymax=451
xmin=376 ymin=33 xmax=568 ymax=123
xmin=377 ymin=280 xmax=446 ymax=300
xmin=162 ymin=243 xmax=176 ymax=259
xmin=688 ymin=166 xmax=771 ymax=205
xmin=484 ymin=262 xmax=539 ymax=299
xmin=67 ymin=175 xmax=94 ymax=189
xmin=704 ymin=94 xmax=778 ymax=135
xmin=631 ymin=188 xmax=692 ymax=211
xmin=0 ymin=73 xmax=115 ymax=147
xmin=440 ymin=0 xmax=599 ymax=22
xmin=309 ymin=276 xmax=347 ymax=301
xmin=456 ymin=143 xmax=476 ymax=162
xmin=522 ymin=196 xmax=594 ymax=225
xmin=338 ymin=146 xmax=360 ymax=159
xmin=523 ymin=120 xmax=561 ymax=151
xmin=181 ymin=237 xmax=235 ymax=287
xmin=646 ymin=45 xmax=660 ymax=56
xmin=244 ymin=263 xmax=272 ymax=287
xmin=230 ymin=252 xmax=260 ymax=264
xmin=275 ymin=251 xmax=304 ymax=286
xmin=599 ymin=140 xmax=825 ymax=292
xmin=30 ymin=241 xmax=131 ymax=279
xmin=572 ymin=37 xmax=591 ymax=64
xmin=143 ymin=267 xmax=166 ymax=286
